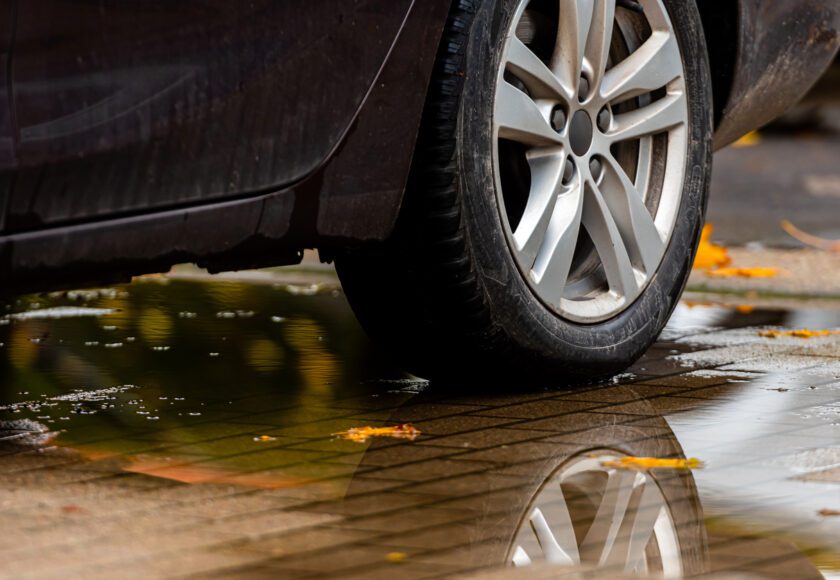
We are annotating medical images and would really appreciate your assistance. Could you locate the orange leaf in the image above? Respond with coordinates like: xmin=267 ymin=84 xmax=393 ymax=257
xmin=693 ymin=225 xmax=731 ymax=270
xmin=759 ymin=328 xmax=839 ymax=339
xmin=732 ymin=130 xmax=761 ymax=148
xmin=601 ymin=456 xmax=704 ymax=471
xmin=705 ymin=267 xmax=780 ymax=279
xmin=333 ymin=424 xmax=420 ymax=443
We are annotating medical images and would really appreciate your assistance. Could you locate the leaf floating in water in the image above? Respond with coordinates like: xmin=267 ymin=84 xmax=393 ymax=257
xmin=692 ymin=225 xmax=731 ymax=270
xmin=601 ymin=456 xmax=704 ymax=471
xmin=759 ymin=329 xmax=840 ymax=339
xmin=705 ymin=267 xmax=780 ymax=278
xmin=818 ymin=509 xmax=840 ymax=517
xmin=333 ymin=424 xmax=420 ymax=443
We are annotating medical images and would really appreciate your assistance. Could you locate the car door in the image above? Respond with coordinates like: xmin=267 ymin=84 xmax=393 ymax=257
xmin=5 ymin=0 xmax=413 ymax=232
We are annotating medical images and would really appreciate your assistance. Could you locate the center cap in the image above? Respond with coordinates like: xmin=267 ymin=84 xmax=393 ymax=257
xmin=569 ymin=110 xmax=593 ymax=156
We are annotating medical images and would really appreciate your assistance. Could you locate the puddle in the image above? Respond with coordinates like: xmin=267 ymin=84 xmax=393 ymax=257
xmin=1 ymin=277 xmax=839 ymax=578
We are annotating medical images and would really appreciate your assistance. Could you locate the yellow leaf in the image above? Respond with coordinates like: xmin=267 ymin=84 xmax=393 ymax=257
xmin=704 ymin=267 xmax=780 ymax=279
xmin=759 ymin=328 xmax=839 ymax=339
xmin=333 ymin=424 xmax=420 ymax=443
xmin=601 ymin=456 xmax=704 ymax=471
xmin=732 ymin=130 xmax=761 ymax=148
xmin=692 ymin=225 xmax=731 ymax=270
xmin=386 ymin=552 xmax=408 ymax=563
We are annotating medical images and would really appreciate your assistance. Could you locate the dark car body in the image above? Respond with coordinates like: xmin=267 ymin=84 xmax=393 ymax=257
xmin=0 ymin=0 xmax=838 ymax=293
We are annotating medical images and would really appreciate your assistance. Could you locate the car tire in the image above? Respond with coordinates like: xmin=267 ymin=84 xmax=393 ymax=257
xmin=335 ymin=0 xmax=713 ymax=383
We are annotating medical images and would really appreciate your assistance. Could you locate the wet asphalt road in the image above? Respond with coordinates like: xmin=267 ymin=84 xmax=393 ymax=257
xmin=707 ymin=76 xmax=840 ymax=248
xmin=1 ymin=275 xmax=839 ymax=579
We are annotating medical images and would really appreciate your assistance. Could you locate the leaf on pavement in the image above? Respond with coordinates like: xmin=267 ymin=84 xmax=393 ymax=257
xmin=601 ymin=456 xmax=704 ymax=471
xmin=693 ymin=225 xmax=732 ymax=270
xmin=781 ymin=220 xmax=840 ymax=252
xmin=759 ymin=329 xmax=840 ymax=339
xmin=333 ymin=424 xmax=420 ymax=443
xmin=705 ymin=267 xmax=781 ymax=278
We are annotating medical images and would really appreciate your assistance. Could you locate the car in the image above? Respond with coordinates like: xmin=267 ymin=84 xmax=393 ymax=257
xmin=1 ymin=0 xmax=838 ymax=382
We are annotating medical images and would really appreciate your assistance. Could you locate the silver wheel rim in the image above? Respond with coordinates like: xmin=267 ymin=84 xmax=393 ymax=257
xmin=508 ymin=452 xmax=684 ymax=577
xmin=492 ymin=0 xmax=688 ymax=323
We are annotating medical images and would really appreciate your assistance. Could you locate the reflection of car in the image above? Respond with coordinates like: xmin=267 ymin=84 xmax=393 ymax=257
xmin=0 ymin=1 xmax=838 ymax=380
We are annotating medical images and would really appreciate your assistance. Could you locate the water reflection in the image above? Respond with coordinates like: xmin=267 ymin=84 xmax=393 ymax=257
xmin=0 ymin=279 xmax=838 ymax=578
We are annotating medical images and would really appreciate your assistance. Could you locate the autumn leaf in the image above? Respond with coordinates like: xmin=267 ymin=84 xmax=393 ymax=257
xmin=732 ymin=130 xmax=761 ymax=148
xmin=781 ymin=220 xmax=840 ymax=252
xmin=759 ymin=329 xmax=840 ymax=339
xmin=705 ymin=267 xmax=780 ymax=279
xmin=693 ymin=225 xmax=732 ymax=270
xmin=333 ymin=424 xmax=420 ymax=443
xmin=601 ymin=456 xmax=704 ymax=471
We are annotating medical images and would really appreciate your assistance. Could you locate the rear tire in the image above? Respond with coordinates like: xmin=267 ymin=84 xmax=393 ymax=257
xmin=336 ymin=0 xmax=712 ymax=383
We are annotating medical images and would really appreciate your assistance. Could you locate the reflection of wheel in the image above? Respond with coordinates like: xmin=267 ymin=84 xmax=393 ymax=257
xmin=511 ymin=451 xmax=685 ymax=576
xmin=336 ymin=0 xmax=712 ymax=381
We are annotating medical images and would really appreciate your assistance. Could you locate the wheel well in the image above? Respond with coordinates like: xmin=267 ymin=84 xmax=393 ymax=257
xmin=695 ymin=0 xmax=739 ymax=127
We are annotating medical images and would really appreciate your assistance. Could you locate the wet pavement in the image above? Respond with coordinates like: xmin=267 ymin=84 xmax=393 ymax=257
xmin=1 ymin=274 xmax=840 ymax=579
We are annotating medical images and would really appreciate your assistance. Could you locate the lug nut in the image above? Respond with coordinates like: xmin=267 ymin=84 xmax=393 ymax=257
xmin=597 ymin=107 xmax=611 ymax=132
xmin=578 ymin=76 xmax=590 ymax=102
xmin=562 ymin=158 xmax=576 ymax=185
xmin=589 ymin=157 xmax=603 ymax=181
xmin=550 ymin=106 xmax=567 ymax=133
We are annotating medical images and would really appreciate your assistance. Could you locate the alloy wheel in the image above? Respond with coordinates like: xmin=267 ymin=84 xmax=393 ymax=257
xmin=493 ymin=0 xmax=688 ymax=322
xmin=509 ymin=452 xmax=684 ymax=576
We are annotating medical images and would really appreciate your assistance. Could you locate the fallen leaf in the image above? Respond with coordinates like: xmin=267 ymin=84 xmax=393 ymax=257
xmin=781 ymin=220 xmax=840 ymax=252
xmin=386 ymin=552 xmax=408 ymax=563
xmin=601 ymin=456 xmax=704 ymax=471
xmin=818 ymin=509 xmax=840 ymax=517
xmin=759 ymin=329 xmax=840 ymax=339
xmin=333 ymin=424 xmax=420 ymax=443
xmin=705 ymin=267 xmax=780 ymax=279
xmin=693 ymin=225 xmax=732 ymax=270
xmin=732 ymin=130 xmax=761 ymax=148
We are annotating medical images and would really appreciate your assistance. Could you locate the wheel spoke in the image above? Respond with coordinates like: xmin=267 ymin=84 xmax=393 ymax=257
xmin=623 ymin=483 xmax=667 ymax=572
xmin=529 ymin=507 xmax=576 ymax=565
xmin=599 ymin=154 xmax=665 ymax=274
xmin=496 ymin=81 xmax=564 ymax=146
xmin=530 ymin=177 xmax=584 ymax=304
xmin=599 ymin=31 xmax=681 ymax=105
xmin=552 ymin=0 xmax=595 ymax=90
xmin=586 ymin=0 xmax=616 ymax=89
xmin=609 ymin=90 xmax=686 ymax=142
xmin=507 ymin=37 xmax=573 ymax=100
xmin=511 ymin=545 xmax=532 ymax=567
xmin=513 ymin=150 xmax=567 ymax=265
xmin=582 ymin=184 xmax=639 ymax=298
xmin=579 ymin=469 xmax=637 ymax=565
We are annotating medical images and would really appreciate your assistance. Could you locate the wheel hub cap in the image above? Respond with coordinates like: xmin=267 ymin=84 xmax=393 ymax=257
xmin=569 ymin=110 xmax=593 ymax=156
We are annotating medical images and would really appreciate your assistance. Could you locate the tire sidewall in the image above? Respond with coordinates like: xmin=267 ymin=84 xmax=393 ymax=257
xmin=457 ymin=0 xmax=713 ymax=376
